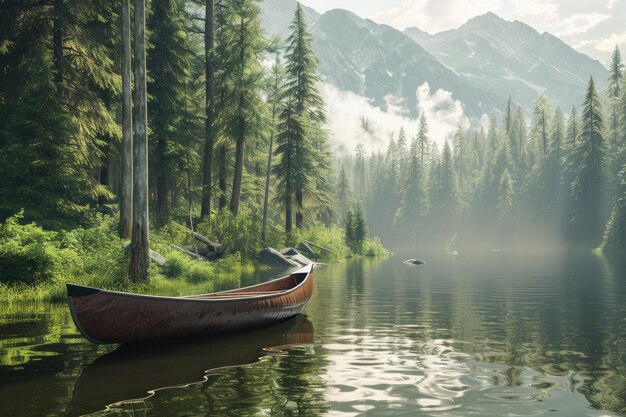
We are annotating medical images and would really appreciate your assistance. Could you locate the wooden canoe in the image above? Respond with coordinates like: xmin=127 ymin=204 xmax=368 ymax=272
xmin=67 ymin=263 xmax=314 ymax=344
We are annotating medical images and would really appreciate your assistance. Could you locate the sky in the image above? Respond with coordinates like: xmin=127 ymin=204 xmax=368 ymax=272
xmin=299 ymin=0 xmax=626 ymax=65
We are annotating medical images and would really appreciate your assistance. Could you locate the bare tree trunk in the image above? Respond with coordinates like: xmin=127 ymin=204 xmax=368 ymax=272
xmin=130 ymin=0 xmax=150 ymax=282
xmin=119 ymin=0 xmax=133 ymax=238
xmin=285 ymin=183 xmax=293 ymax=235
xmin=261 ymin=130 xmax=274 ymax=243
xmin=295 ymin=187 xmax=303 ymax=228
xmin=229 ymin=17 xmax=246 ymax=216
xmin=218 ymin=145 xmax=227 ymax=210
xmin=201 ymin=0 xmax=215 ymax=220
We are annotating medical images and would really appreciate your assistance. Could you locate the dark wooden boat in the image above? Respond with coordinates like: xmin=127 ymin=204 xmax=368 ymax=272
xmin=66 ymin=315 xmax=314 ymax=416
xmin=67 ymin=263 xmax=314 ymax=344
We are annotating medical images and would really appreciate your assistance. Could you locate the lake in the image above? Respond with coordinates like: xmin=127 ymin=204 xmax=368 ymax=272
xmin=1 ymin=251 xmax=626 ymax=416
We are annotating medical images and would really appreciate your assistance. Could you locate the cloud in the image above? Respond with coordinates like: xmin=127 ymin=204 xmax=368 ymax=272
xmin=321 ymin=82 xmax=470 ymax=155
xmin=370 ymin=0 xmax=501 ymax=32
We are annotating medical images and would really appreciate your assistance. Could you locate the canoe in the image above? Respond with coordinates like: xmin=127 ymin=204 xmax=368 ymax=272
xmin=67 ymin=263 xmax=314 ymax=344
xmin=67 ymin=315 xmax=314 ymax=415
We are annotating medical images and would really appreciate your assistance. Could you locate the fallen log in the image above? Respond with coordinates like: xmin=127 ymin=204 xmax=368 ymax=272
xmin=169 ymin=243 xmax=206 ymax=261
xmin=300 ymin=239 xmax=332 ymax=253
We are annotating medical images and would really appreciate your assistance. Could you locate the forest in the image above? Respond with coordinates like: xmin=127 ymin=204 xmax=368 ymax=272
xmin=336 ymin=47 xmax=626 ymax=255
xmin=1 ymin=0 xmax=625 ymax=292
xmin=0 ymin=0 xmax=389 ymax=291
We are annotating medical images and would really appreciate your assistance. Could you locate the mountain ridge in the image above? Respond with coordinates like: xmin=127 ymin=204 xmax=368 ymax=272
xmin=260 ymin=2 xmax=608 ymax=118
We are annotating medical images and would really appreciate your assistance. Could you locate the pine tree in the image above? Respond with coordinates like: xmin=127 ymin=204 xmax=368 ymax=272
xmin=275 ymin=3 xmax=327 ymax=231
xmin=148 ymin=0 xmax=192 ymax=225
xmin=130 ymin=0 xmax=150 ymax=282
xmin=497 ymin=168 xmax=513 ymax=224
xmin=337 ymin=165 xmax=351 ymax=220
xmin=569 ymin=77 xmax=607 ymax=248
xmin=119 ymin=0 xmax=133 ymax=238
xmin=261 ymin=56 xmax=285 ymax=243
xmin=223 ymin=0 xmax=268 ymax=215
xmin=417 ymin=113 xmax=429 ymax=165
xmin=353 ymin=143 xmax=367 ymax=203
xmin=201 ymin=0 xmax=216 ymax=220
xmin=607 ymin=46 xmax=623 ymax=148
xmin=393 ymin=153 xmax=425 ymax=234
xmin=344 ymin=209 xmax=355 ymax=247
xmin=353 ymin=204 xmax=367 ymax=252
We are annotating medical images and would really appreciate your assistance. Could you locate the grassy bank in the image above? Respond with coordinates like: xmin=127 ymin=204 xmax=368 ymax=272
xmin=0 ymin=211 xmax=387 ymax=304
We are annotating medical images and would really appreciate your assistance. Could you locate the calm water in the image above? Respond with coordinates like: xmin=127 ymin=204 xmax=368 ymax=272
xmin=2 ymin=251 xmax=626 ymax=416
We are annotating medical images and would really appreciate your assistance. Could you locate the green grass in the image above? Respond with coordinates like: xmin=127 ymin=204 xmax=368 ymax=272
xmin=0 ymin=210 xmax=386 ymax=304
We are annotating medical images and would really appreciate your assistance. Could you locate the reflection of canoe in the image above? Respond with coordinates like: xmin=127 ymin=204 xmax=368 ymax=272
xmin=67 ymin=264 xmax=314 ymax=344
xmin=66 ymin=315 xmax=314 ymax=416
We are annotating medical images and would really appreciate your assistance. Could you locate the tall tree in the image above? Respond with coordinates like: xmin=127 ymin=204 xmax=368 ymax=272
xmin=282 ymin=2 xmax=326 ymax=229
xmin=607 ymin=46 xmax=623 ymax=148
xmin=119 ymin=0 xmax=133 ymax=238
xmin=201 ymin=0 xmax=216 ymax=220
xmin=337 ymin=164 xmax=351 ymax=220
xmin=224 ymin=0 xmax=267 ymax=215
xmin=261 ymin=57 xmax=285 ymax=243
xmin=148 ymin=0 xmax=190 ymax=225
xmin=417 ymin=113 xmax=429 ymax=165
xmin=129 ymin=0 xmax=150 ymax=282
xmin=569 ymin=77 xmax=607 ymax=248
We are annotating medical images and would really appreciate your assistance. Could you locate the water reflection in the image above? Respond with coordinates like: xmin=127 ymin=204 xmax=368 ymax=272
xmin=67 ymin=315 xmax=314 ymax=416
xmin=1 ymin=251 xmax=626 ymax=416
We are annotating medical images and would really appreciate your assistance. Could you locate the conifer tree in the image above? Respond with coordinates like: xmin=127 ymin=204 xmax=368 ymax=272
xmin=607 ymin=46 xmax=623 ymax=148
xmin=223 ymin=0 xmax=268 ymax=215
xmin=353 ymin=204 xmax=367 ymax=251
xmin=417 ymin=113 xmax=429 ymax=165
xmin=275 ymin=3 xmax=328 ymax=230
xmin=497 ymin=168 xmax=513 ymax=224
xmin=393 ymin=153 xmax=425 ymax=233
xmin=344 ymin=209 xmax=355 ymax=247
xmin=337 ymin=165 xmax=351 ymax=220
xmin=569 ymin=77 xmax=607 ymax=248
xmin=148 ymin=0 xmax=191 ymax=225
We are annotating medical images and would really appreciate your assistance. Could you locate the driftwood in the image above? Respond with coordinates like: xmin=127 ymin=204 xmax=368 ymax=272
xmin=169 ymin=243 xmax=206 ymax=261
xmin=299 ymin=239 xmax=332 ymax=253
xmin=170 ymin=223 xmax=226 ymax=260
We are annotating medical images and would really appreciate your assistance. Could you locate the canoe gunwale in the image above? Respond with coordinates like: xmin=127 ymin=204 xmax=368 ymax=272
xmin=66 ymin=263 xmax=313 ymax=304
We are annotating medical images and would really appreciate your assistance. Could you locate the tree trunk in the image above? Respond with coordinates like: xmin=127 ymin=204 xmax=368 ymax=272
xmin=119 ymin=0 xmax=133 ymax=238
xmin=129 ymin=0 xmax=150 ymax=282
xmin=229 ymin=17 xmax=246 ymax=216
xmin=53 ymin=0 xmax=63 ymax=87
xmin=285 ymin=184 xmax=292 ymax=235
xmin=155 ymin=136 xmax=168 ymax=226
xmin=218 ymin=144 xmax=227 ymax=210
xmin=261 ymin=130 xmax=274 ymax=243
xmin=200 ymin=0 xmax=215 ymax=220
xmin=295 ymin=187 xmax=303 ymax=228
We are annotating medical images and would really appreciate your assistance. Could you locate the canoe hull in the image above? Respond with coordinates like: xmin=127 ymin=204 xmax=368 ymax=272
xmin=68 ymin=265 xmax=314 ymax=344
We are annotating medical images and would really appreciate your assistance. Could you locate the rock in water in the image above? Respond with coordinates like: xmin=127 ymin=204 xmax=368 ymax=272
xmin=296 ymin=242 xmax=318 ymax=259
xmin=258 ymin=248 xmax=300 ymax=268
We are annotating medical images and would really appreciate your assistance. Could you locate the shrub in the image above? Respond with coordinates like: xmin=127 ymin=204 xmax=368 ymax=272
xmin=0 ymin=213 xmax=79 ymax=285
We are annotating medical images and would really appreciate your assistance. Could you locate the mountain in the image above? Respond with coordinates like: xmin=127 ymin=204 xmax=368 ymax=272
xmin=260 ymin=2 xmax=608 ymax=119
xmin=310 ymin=9 xmax=499 ymax=117
xmin=404 ymin=12 xmax=608 ymax=114
xmin=260 ymin=0 xmax=320 ymax=41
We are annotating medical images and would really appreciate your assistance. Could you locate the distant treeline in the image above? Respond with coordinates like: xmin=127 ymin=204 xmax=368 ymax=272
xmin=336 ymin=47 xmax=626 ymax=254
